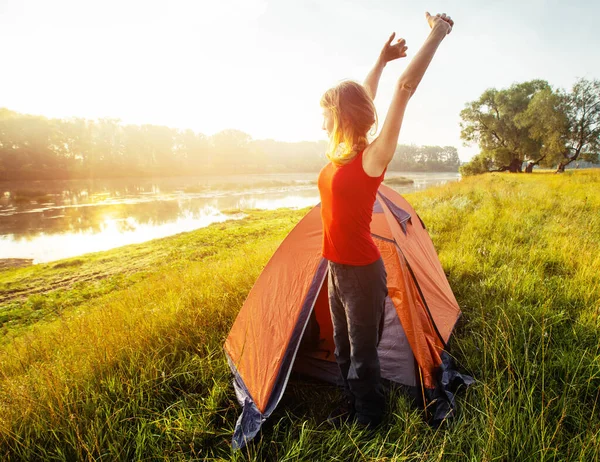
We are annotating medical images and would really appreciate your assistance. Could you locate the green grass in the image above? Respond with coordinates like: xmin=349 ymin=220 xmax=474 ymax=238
xmin=1 ymin=170 xmax=599 ymax=461
xmin=0 ymin=210 xmax=296 ymax=342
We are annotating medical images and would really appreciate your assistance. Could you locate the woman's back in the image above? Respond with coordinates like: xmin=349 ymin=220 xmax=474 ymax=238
xmin=318 ymin=149 xmax=386 ymax=265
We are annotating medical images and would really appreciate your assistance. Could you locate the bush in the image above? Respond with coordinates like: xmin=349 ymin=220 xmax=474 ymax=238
xmin=459 ymin=152 xmax=494 ymax=176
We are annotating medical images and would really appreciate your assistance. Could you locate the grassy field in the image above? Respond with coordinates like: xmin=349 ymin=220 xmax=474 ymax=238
xmin=0 ymin=170 xmax=599 ymax=461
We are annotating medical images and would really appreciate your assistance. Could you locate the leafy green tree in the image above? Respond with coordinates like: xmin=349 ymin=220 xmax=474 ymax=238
xmin=210 ymin=129 xmax=252 ymax=173
xmin=553 ymin=78 xmax=600 ymax=172
xmin=460 ymin=80 xmax=549 ymax=173
xmin=57 ymin=118 xmax=93 ymax=177
xmin=90 ymin=118 xmax=123 ymax=175
xmin=514 ymin=87 xmax=568 ymax=172
xmin=389 ymin=144 xmax=419 ymax=170
xmin=440 ymin=146 xmax=461 ymax=170
xmin=142 ymin=125 xmax=177 ymax=174
xmin=386 ymin=144 xmax=458 ymax=171
xmin=459 ymin=152 xmax=494 ymax=176
xmin=0 ymin=107 xmax=462 ymax=179
xmin=462 ymin=78 xmax=600 ymax=175
xmin=0 ymin=109 xmax=64 ymax=179
xmin=175 ymin=129 xmax=211 ymax=172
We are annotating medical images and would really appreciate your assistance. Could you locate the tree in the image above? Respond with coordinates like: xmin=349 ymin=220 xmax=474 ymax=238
xmin=389 ymin=144 xmax=419 ymax=170
xmin=174 ymin=129 xmax=211 ymax=173
xmin=58 ymin=117 xmax=93 ymax=176
xmin=0 ymin=110 xmax=64 ymax=179
xmin=121 ymin=124 xmax=151 ymax=174
xmin=210 ymin=129 xmax=252 ymax=173
xmin=440 ymin=146 xmax=461 ymax=170
xmin=516 ymin=78 xmax=600 ymax=173
xmin=419 ymin=145 xmax=442 ymax=167
xmin=459 ymin=152 xmax=494 ymax=176
xmin=460 ymin=80 xmax=549 ymax=173
xmin=515 ymin=86 xmax=569 ymax=172
xmin=142 ymin=124 xmax=177 ymax=174
xmin=554 ymin=78 xmax=600 ymax=172
xmin=0 ymin=106 xmax=463 ymax=179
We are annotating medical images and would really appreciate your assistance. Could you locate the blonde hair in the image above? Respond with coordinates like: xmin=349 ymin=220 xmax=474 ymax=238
xmin=320 ymin=80 xmax=378 ymax=165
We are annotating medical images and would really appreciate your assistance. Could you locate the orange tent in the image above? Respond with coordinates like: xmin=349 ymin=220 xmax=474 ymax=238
xmin=224 ymin=184 xmax=469 ymax=448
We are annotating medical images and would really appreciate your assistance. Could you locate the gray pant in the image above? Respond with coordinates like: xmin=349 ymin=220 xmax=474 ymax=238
xmin=327 ymin=257 xmax=388 ymax=421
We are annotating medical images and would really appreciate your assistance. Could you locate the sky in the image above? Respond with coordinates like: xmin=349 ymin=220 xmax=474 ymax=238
xmin=1 ymin=0 xmax=599 ymax=161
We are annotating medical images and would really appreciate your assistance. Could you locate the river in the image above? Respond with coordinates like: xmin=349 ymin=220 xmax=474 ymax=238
xmin=0 ymin=171 xmax=459 ymax=265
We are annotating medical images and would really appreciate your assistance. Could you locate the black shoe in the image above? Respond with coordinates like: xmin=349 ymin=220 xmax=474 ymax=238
xmin=326 ymin=399 xmax=355 ymax=428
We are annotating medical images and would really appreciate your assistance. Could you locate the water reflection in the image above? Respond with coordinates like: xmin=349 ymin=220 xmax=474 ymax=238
xmin=1 ymin=206 xmax=245 ymax=264
xmin=0 ymin=172 xmax=459 ymax=264
xmin=237 ymin=194 xmax=319 ymax=211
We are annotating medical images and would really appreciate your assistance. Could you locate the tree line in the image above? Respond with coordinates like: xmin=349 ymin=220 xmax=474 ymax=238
xmin=0 ymin=108 xmax=460 ymax=181
xmin=459 ymin=77 xmax=600 ymax=175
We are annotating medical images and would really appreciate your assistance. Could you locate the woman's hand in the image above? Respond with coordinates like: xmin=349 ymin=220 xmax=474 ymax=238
xmin=379 ymin=32 xmax=408 ymax=64
xmin=363 ymin=12 xmax=454 ymax=176
xmin=425 ymin=11 xmax=454 ymax=35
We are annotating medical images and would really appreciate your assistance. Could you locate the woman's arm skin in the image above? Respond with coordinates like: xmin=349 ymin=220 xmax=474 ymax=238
xmin=363 ymin=32 xmax=408 ymax=100
xmin=363 ymin=12 xmax=454 ymax=177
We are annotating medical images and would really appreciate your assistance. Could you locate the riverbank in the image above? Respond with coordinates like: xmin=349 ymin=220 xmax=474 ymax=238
xmin=0 ymin=258 xmax=33 ymax=270
xmin=1 ymin=169 xmax=599 ymax=460
xmin=2 ymin=171 xmax=447 ymax=265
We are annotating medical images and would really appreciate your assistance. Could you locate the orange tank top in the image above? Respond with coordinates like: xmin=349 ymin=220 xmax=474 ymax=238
xmin=317 ymin=149 xmax=385 ymax=265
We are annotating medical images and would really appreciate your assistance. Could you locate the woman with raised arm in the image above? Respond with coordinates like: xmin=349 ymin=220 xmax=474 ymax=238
xmin=318 ymin=12 xmax=454 ymax=429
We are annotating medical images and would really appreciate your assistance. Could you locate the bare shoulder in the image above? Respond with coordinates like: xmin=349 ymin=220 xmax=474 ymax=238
xmin=362 ymin=139 xmax=387 ymax=177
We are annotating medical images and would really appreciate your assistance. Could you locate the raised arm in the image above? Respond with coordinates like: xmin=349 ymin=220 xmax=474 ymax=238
xmin=363 ymin=12 xmax=454 ymax=176
xmin=363 ymin=32 xmax=408 ymax=100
